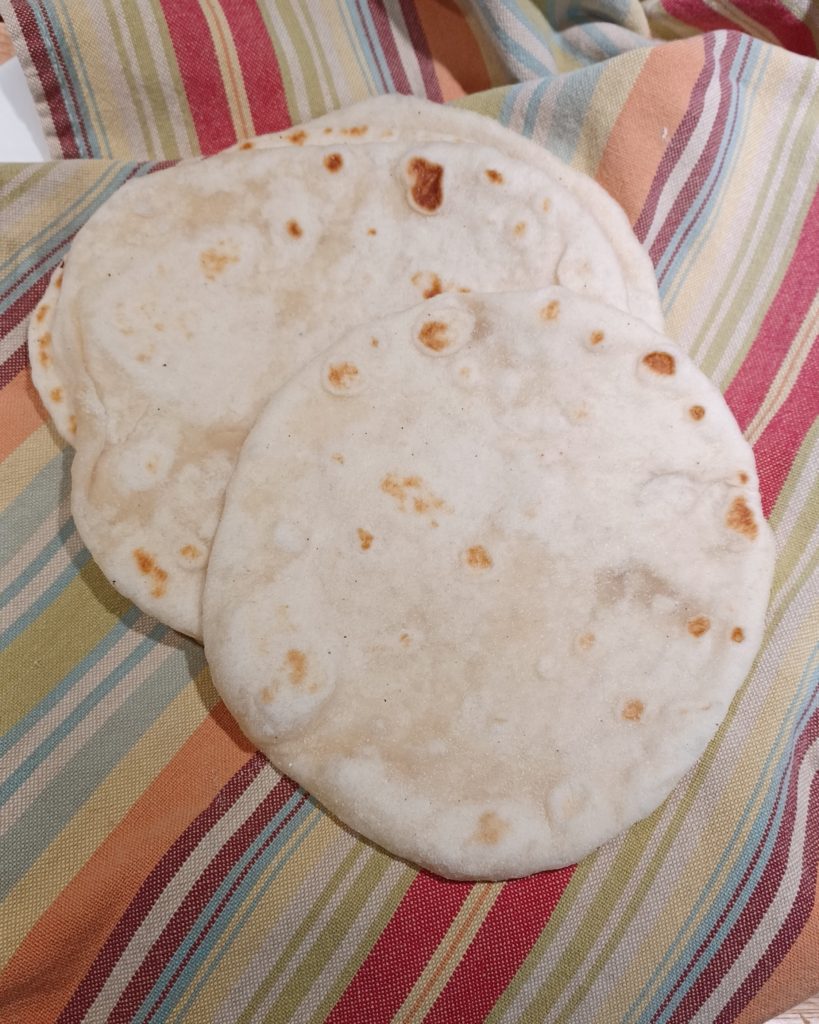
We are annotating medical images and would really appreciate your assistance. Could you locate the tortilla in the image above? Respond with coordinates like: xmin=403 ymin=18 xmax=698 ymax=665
xmin=203 ymin=287 xmax=774 ymax=880
xmin=30 ymin=136 xmax=643 ymax=638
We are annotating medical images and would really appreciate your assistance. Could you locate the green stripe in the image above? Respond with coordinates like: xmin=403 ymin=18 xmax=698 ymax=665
xmin=260 ymin=849 xmax=393 ymax=1023
xmin=275 ymin=0 xmax=328 ymax=119
xmin=0 ymin=560 xmax=131 ymax=728
xmin=146 ymin=0 xmax=198 ymax=155
xmin=690 ymin=63 xmax=818 ymax=376
xmin=101 ymin=0 xmax=156 ymax=157
xmin=53 ymin=0 xmax=112 ymax=158
xmin=254 ymin=5 xmax=303 ymax=124
xmin=769 ymin=419 xmax=819 ymax=535
xmin=306 ymin=866 xmax=416 ymax=1024
xmin=119 ymin=1 xmax=180 ymax=158
xmin=299 ymin=4 xmax=343 ymax=113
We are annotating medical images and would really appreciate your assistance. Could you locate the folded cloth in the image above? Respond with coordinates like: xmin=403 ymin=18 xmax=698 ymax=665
xmin=1 ymin=2 xmax=818 ymax=1022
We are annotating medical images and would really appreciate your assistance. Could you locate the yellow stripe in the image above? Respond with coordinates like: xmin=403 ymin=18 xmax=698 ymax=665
xmin=395 ymin=882 xmax=501 ymax=1023
xmin=0 ymin=427 xmax=62 ymax=516
xmin=199 ymin=0 xmax=253 ymax=139
xmin=0 ymin=675 xmax=210 ymax=966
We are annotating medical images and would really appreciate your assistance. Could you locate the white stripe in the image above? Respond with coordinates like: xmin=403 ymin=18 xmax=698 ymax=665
xmin=264 ymin=3 xmax=311 ymax=123
xmin=642 ymin=33 xmax=728 ymax=253
xmin=383 ymin=0 xmax=426 ymax=96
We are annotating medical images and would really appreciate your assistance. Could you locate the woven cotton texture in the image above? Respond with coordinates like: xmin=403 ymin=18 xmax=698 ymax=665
xmin=1 ymin=2 xmax=818 ymax=1022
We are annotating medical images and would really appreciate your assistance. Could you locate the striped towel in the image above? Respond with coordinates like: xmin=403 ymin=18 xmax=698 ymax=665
xmin=1 ymin=2 xmax=818 ymax=1022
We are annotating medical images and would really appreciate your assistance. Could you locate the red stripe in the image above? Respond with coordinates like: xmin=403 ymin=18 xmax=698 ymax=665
xmin=157 ymin=0 xmax=236 ymax=153
xmin=325 ymin=872 xmax=472 ymax=1023
xmin=664 ymin=0 xmax=816 ymax=57
xmin=633 ymin=35 xmax=714 ymax=249
xmin=367 ymin=0 xmax=413 ymax=94
xmin=397 ymin=0 xmax=443 ymax=101
xmin=10 ymin=0 xmax=82 ymax=157
xmin=666 ymin=705 xmax=819 ymax=1023
xmin=724 ymin=188 xmax=819 ymax=432
xmin=648 ymin=33 xmax=742 ymax=269
xmin=425 ymin=866 xmax=575 ymax=1024
xmin=715 ymin=727 xmax=819 ymax=1022
xmin=752 ymin=337 xmax=819 ymax=518
xmin=217 ymin=0 xmax=291 ymax=135
xmin=57 ymin=751 xmax=265 ymax=1022
xmin=108 ymin=772 xmax=301 ymax=1021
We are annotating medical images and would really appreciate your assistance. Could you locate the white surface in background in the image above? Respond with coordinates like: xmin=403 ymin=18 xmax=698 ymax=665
xmin=0 ymin=57 xmax=50 ymax=161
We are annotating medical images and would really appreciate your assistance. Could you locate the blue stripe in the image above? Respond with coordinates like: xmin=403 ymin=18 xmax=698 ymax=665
xmin=0 ymin=512 xmax=76 ymax=611
xmin=0 ymin=637 xmax=201 ymax=898
xmin=477 ymin=1 xmax=555 ymax=78
xmin=523 ymin=78 xmax=552 ymax=138
xmin=624 ymin=640 xmax=819 ymax=1024
xmin=0 ymin=605 xmax=145 ymax=759
xmin=0 ymin=447 xmax=70 ymax=559
xmin=133 ymin=788 xmax=311 ymax=1024
xmin=54 ymin=0 xmax=112 ymax=158
xmin=655 ymin=36 xmax=758 ymax=289
xmin=335 ymin=2 xmax=379 ymax=96
xmin=24 ymin=2 xmax=98 ymax=157
xmin=349 ymin=0 xmax=393 ymax=94
xmin=157 ymin=805 xmax=325 ymax=1023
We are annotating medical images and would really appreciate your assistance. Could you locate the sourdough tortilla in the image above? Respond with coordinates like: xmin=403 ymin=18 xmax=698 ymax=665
xmin=203 ymin=288 xmax=774 ymax=880
xmin=30 ymin=137 xmax=641 ymax=638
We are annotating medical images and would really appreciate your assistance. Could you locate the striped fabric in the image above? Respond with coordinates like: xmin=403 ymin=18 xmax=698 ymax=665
xmin=1 ymin=2 xmax=818 ymax=1022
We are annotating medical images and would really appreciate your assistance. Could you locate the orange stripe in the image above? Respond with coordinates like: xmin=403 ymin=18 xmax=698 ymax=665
xmin=0 ymin=702 xmax=253 ymax=1022
xmin=0 ymin=369 xmax=47 ymax=460
xmin=595 ymin=40 xmax=706 ymax=225
xmin=733 ymin=872 xmax=819 ymax=1024
xmin=415 ymin=0 xmax=490 ymax=100
xmin=400 ymin=884 xmax=496 ymax=1022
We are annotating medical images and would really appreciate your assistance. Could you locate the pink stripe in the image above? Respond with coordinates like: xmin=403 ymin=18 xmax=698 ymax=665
xmin=633 ymin=35 xmax=713 ymax=249
xmin=725 ymin=188 xmax=819 ymax=432
xmin=648 ymin=33 xmax=742 ymax=268
xmin=664 ymin=0 xmax=816 ymax=57
xmin=217 ymin=0 xmax=291 ymax=135
xmin=367 ymin=0 xmax=412 ymax=94
xmin=425 ymin=866 xmax=575 ymax=1023
xmin=326 ymin=872 xmax=471 ymax=1023
xmin=397 ymin=0 xmax=443 ymax=101
xmin=752 ymin=337 xmax=819 ymax=518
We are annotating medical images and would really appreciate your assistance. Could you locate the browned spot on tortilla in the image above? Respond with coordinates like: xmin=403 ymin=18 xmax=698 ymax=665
xmin=324 ymin=152 xmax=343 ymax=172
xmin=136 ymin=352 xmax=151 ymax=363
xmin=260 ymin=686 xmax=274 ymax=703
xmin=287 ymin=130 xmax=307 ymax=145
xmin=418 ymin=320 xmax=450 ymax=352
xmin=542 ymin=198 xmax=551 ymax=212
xmin=381 ymin=474 xmax=446 ymax=519
xmin=50 ymin=387 xmax=63 ymax=403
xmin=153 ymin=322 xmax=165 ymax=332
xmin=689 ymin=405 xmax=705 ymax=420
xmin=578 ymin=632 xmax=595 ymax=650
xmin=411 ymin=271 xmax=443 ymax=300
xmin=357 ymin=528 xmax=374 ymax=551
xmin=514 ymin=221 xmax=527 ymax=236
xmin=643 ymin=351 xmax=676 ymax=375
xmin=399 ymin=632 xmax=411 ymax=646
xmin=407 ymin=157 xmax=444 ymax=212
xmin=38 ymin=348 xmax=52 ymax=368
xmin=180 ymin=544 xmax=200 ymax=560
xmin=240 ymin=140 xmax=254 ymax=150
xmin=687 ymin=615 xmax=711 ymax=637
xmin=286 ymin=219 xmax=303 ymax=238
xmin=726 ymin=495 xmax=758 ymax=539
xmin=590 ymin=330 xmax=605 ymax=345
xmin=327 ymin=362 xmax=359 ymax=390
xmin=200 ymin=246 xmax=239 ymax=281
xmin=739 ymin=471 xmax=749 ymax=484
xmin=332 ymin=452 xmax=345 ymax=464
xmin=323 ymin=126 xmax=333 ymax=134
xmin=622 ymin=699 xmax=645 ymax=722
xmin=367 ymin=228 xmax=377 ymax=236
xmin=540 ymin=300 xmax=560 ymax=322
xmin=54 ymin=271 xmax=64 ymax=289
xmin=731 ymin=627 xmax=745 ymax=643
xmin=371 ymin=337 xmax=379 ymax=348
xmin=285 ymin=648 xmax=307 ymax=685
xmin=341 ymin=125 xmax=368 ymax=136
xmin=466 ymin=545 xmax=493 ymax=570
xmin=35 ymin=304 xmax=49 ymax=323
xmin=68 ymin=415 xmax=77 ymax=436
xmin=485 ymin=169 xmax=503 ymax=184
xmin=133 ymin=548 xmax=168 ymax=598
xmin=145 ymin=459 xmax=157 ymax=473
xmin=474 ymin=811 xmax=506 ymax=844
xmin=39 ymin=331 xmax=51 ymax=348
xmin=457 ymin=287 xmax=471 ymax=293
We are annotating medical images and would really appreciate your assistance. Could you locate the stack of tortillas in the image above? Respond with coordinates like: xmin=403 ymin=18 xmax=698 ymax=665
xmin=29 ymin=96 xmax=774 ymax=880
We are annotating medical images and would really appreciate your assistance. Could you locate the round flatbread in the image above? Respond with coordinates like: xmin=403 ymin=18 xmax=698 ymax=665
xmin=203 ymin=287 xmax=774 ymax=880
xmin=31 ymin=136 xmax=643 ymax=638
